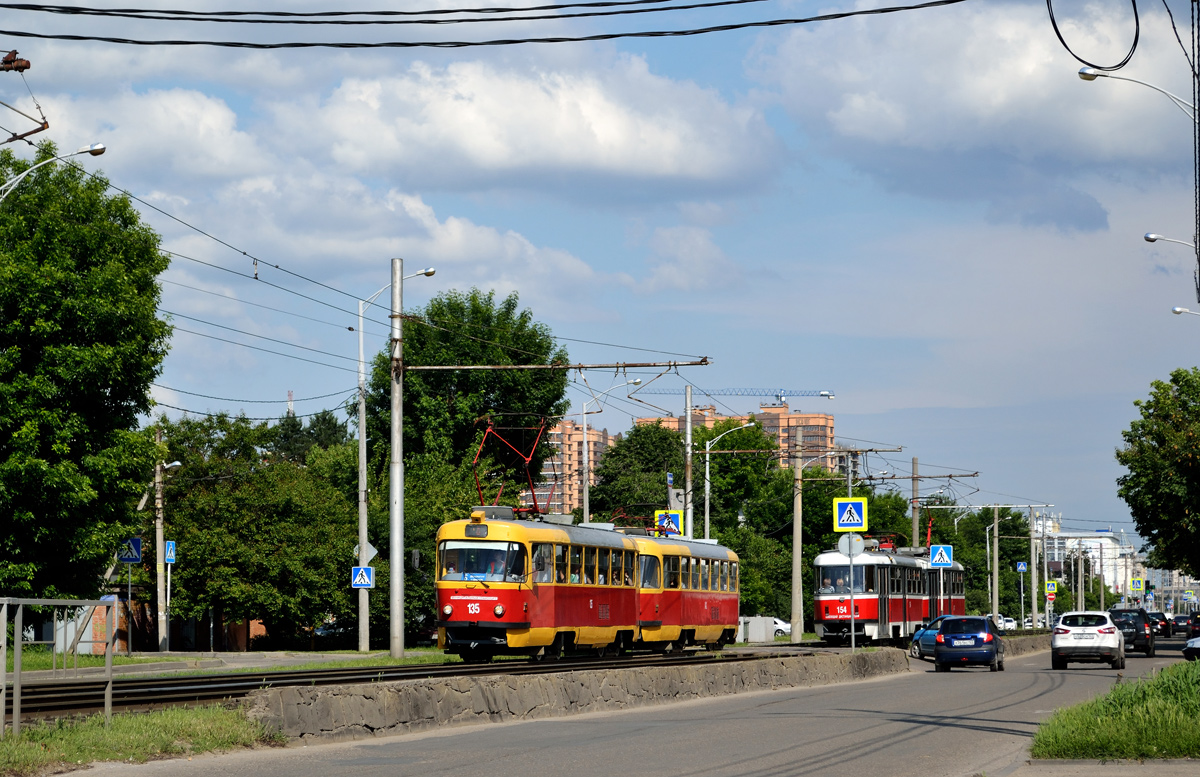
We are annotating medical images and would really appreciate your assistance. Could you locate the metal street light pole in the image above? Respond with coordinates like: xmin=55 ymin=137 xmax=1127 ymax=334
xmin=581 ymin=379 xmax=640 ymax=523
xmin=704 ymin=422 xmax=753 ymax=540
xmin=358 ymin=267 xmax=432 ymax=654
xmin=0 ymin=143 xmax=106 ymax=204
xmin=151 ymin=426 xmax=181 ymax=653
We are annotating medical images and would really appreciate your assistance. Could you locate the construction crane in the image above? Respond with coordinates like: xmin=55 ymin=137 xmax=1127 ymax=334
xmin=637 ymin=388 xmax=834 ymax=403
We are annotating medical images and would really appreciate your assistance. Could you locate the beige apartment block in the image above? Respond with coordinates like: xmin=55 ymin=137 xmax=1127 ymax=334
xmin=634 ymin=402 xmax=836 ymax=467
xmin=521 ymin=418 xmax=615 ymax=514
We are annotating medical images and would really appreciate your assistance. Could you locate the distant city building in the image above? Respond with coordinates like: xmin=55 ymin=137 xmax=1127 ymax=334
xmin=634 ymin=402 xmax=836 ymax=468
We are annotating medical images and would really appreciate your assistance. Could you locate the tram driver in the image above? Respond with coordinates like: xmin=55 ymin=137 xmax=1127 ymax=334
xmin=835 ymin=577 xmax=850 ymax=593
xmin=819 ymin=576 xmax=834 ymax=593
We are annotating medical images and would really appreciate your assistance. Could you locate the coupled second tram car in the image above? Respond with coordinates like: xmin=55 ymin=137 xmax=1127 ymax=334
xmin=813 ymin=540 xmax=965 ymax=643
xmin=435 ymin=507 xmax=741 ymax=661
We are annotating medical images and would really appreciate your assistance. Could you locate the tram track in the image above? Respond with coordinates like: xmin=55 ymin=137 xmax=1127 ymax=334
xmin=4 ymin=649 xmax=821 ymax=721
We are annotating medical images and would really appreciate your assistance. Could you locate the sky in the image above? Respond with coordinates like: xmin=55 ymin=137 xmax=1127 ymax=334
xmin=3 ymin=0 xmax=1195 ymax=547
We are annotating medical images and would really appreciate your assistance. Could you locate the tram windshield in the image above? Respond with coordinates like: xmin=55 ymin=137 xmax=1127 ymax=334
xmin=815 ymin=565 xmax=875 ymax=594
xmin=438 ymin=541 xmax=527 ymax=582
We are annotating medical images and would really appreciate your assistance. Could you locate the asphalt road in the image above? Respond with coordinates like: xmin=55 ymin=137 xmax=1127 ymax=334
xmin=90 ymin=638 xmax=1193 ymax=777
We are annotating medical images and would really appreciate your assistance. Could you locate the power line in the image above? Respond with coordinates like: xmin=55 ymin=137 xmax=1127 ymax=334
xmin=160 ymin=309 xmax=361 ymax=363
xmin=172 ymin=326 xmax=359 ymax=374
xmin=0 ymin=0 xmax=685 ymax=19
xmin=160 ymin=279 xmax=365 ymax=333
xmin=0 ymin=0 xmax=973 ymax=49
xmin=153 ymin=401 xmax=343 ymax=421
xmin=152 ymin=383 xmax=356 ymax=404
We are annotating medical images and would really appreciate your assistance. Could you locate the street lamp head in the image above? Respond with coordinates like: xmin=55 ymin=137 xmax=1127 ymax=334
xmin=1145 ymin=233 xmax=1163 ymax=243
xmin=164 ymin=461 xmax=182 ymax=470
xmin=1078 ymin=67 xmax=1101 ymax=82
xmin=420 ymin=267 xmax=435 ymax=277
xmin=1174 ymin=307 xmax=1188 ymax=315
xmin=77 ymin=143 xmax=105 ymax=157
xmin=629 ymin=378 xmax=642 ymax=386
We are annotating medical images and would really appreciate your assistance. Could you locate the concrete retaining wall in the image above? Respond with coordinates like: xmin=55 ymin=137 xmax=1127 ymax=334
xmin=244 ymin=649 xmax=910 ymax=742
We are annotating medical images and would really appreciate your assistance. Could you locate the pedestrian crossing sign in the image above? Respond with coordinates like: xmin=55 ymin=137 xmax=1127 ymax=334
xmin=351 ymin=566 xmax=375 ymax=589
xmin=654 ymin=510 xmax=682 ymax=536
xmin=1131 ymin=578 xmax=1143 ymax=592
xmin=117 ymin=538 xmax=142 ymax=564
xmin=1045 ymin=581 xmax=1056 ymax=594
xmin=833 ymin=498 xmax=868 ymax=532
xmin=1016 ymin=562 xmax=1027 ymax=572
xmin=930 ymin=545 xmax=953 ymax=568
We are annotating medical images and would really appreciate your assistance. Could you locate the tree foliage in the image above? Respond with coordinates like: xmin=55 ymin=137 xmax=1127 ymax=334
xmin=154 ymin=414 xmax=356 ymax=646
xmin=0 ymin=145 xmax=170 ymax=598
xmin=589 ymin=421 xmax=684 ymax=520
xmin=1116 ymin=367 xmax=1200 ymax=578
xmin=366 ymin=288 xmax=569 ymax=494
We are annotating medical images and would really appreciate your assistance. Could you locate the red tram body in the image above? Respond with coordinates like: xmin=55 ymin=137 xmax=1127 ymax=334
xmin=436 ymin=507 xmax=739 ymax=661
xmin=813 ymin=541 xmax=965 ymax=643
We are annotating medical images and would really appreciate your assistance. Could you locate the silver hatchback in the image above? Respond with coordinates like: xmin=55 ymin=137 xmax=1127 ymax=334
xmin=1051 ymin=611 xmax=1125 ymax=670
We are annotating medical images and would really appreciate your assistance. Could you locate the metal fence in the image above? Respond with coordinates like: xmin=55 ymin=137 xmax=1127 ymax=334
xmin=2 ymin=597 xmax=117 ymax=737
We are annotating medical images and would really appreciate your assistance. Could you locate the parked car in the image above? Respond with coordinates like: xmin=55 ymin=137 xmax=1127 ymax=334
xmin=1172 ymin=613 xmax=1193 ymax=635
xmin=1147 ymin=611 xmax=1172 ymax=637
xmin=1051 ymin=611 xmax=1125 ymax=670
xmin=933 ymin=615 xmax=1006 ymax=672
xmin=773 ymin=618 xmax=792 ymax=638
xmin=1191 ymin=615 xmax=1200 ymax=639
xmin=1003 ymin=617 xmax=1017 ymax=631
xmin=1108 ymin=607 xmax=1156 ymax=656
xmin=1184 ymin=636 xmax=1200 ymax=661
xmin=910 ymin=615 xmax=951 ymax=659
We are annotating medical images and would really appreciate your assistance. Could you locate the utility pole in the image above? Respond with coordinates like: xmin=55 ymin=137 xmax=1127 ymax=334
xmin=1030 ymin=509 xmax=1039 ymax=628
xmin=992 ymin=505 xmax=1000 ymax=628
xmin=684 ymin=385 xmax=693 ymax=539
xmin=790 ymin=449 xmax=803 ymax=643
xmin=911 ymin=457 xmax=919 ymax=548
xmin=389 ymin=258 xmax=405 ymax=659
xmin=1099 ymin=541 xmax=1105 ymax=610
xmin=154 ymin=428 xmax=166 ymax=652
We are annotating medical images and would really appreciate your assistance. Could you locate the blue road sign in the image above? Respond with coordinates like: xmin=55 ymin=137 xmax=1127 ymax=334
xmin=667 ymin=472 xmax=674 ymax=486
xmin=930 ymin=545 xmax=953 ymax=568
xmin=351 ymin=566 xmax=375 ymax=589
xmin=654 ymin=510 xmax=681 ymax=535
xmin=117 ymin=538 xmax=142 ymax=564
xmin=1016 ymin=562 xmax=1028 ymax=572
xmin=164 ymin=541 xmax=176 ymax=565
xmin=833 ymin=498 xmax=868 ymax=532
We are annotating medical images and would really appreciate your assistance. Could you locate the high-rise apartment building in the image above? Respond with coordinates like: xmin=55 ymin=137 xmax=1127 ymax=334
xmin=521 ymin=419 xmax=616 ymax=514
xmin=634 ymin=402 xmax=836 ymax=467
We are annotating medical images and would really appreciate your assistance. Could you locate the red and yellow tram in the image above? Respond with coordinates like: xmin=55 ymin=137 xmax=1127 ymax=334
xmin=436 ymin=507 xmax=739 ymax=661
xmin=813 ymin=540 xmax=965 ymax=643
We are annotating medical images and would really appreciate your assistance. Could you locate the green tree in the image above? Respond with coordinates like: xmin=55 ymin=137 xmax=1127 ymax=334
xmin=0 ymin=144 xmax=170 ymax=598
xmin=365 ymin=288 xmax=569 ymax=492
xmin=156 ymin=414 xmax=356 ymax=647
xmin=1116 ymin=367 xmax=1200 ymax=577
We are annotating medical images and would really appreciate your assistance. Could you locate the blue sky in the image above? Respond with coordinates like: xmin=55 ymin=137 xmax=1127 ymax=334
xmin=4 ymin=0 xmax=1196 ymax=545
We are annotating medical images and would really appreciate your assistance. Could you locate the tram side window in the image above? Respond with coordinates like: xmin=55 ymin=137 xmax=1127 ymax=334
xmin=624 ymin=550 xmax=636 ymax=586
xmin=597 ymin=549 xmax=610 ymax=585
xmin=861 ymin=566 xmax=875 ymax=593
xmin=574 ymin=546 xmax=583 ymax=584
xmin=583 ymin=547 xmax=597 ymax=585
xmin=680 ymin=557 xmax=690 ymax=589
xmin=731 ymin=562 xmax=738 ymax=592
xmin=888 ymin=568 xmax=899 ymax=595
xmin=532 ymin=544 xmax=553 ymax=583
xmin=554 ymin=545 xmax=567 ymax=583
xmin=665 ymin=555 xmax=681 ymax=589
xmin=640 ymin=555 xmax=661 ymax=589
xmin=720 ymin=561 xmax=728 ymax=591
xmin=506 ymin=543 xmax=527 ymax=582
xmin=700 ymin=559 xmax=709 ymax=591
xmin=692 ymin=557 xmax=702 ymax=589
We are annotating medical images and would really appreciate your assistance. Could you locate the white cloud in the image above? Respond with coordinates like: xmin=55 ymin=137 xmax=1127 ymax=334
xmin=639 ymin=226 xmax=741 ymax=293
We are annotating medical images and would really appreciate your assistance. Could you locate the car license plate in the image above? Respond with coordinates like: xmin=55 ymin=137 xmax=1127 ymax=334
xmin=1073 ymin=634 xmax=1093 ymax=639
xmin=953 ymin=639 xmax=973 ymax=646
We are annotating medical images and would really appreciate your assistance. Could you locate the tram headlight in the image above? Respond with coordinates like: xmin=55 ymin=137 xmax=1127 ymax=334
xmin=494 ymin=604 xmax=506 ymax=617
xmin=442 ymin=604 xmax=453 ymax=617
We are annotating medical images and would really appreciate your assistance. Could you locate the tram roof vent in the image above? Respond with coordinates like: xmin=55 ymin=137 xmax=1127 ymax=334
xmin=895 ymin=546 xmax=928 ymax=556
xmin=862 ymin=538 xmax=880 ymax=551
xmin=538 ymin=513 xmax=574 ymax=526
xmin=471 ymin=505 xmax=515 ymax=521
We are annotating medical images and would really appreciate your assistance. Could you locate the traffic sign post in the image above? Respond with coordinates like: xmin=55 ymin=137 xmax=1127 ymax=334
xmin=117 ymin=538 xmax=142 ymax=657
xmin=930 ymin=545 xmax=952 ymax=617
xmin=837 ymin=533 xmax=864 ymax=653
xmin=164 ymin=541 xmax=176 ymax=636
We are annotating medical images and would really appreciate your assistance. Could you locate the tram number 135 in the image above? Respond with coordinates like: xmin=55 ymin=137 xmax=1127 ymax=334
xmin=467 ymin=603 xmax=481 ymax=614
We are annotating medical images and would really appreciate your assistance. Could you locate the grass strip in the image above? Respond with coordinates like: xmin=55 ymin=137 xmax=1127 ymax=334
xmin=6 ymin=649 xmax=161 ymax=673
xmin=1031 ymin=659 xmax=1200 ymax=759
xmin=0 ymin=705 xmax=281 ymax=776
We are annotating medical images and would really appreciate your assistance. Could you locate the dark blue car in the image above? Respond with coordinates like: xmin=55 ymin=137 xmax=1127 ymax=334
xmin=933 ymin=616 xmax=1005 ymax=672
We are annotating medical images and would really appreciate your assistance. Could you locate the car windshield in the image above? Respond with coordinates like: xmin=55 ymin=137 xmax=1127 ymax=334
xmin=941 ymin=618 xmax=986 ymax=635
xmin=1061 ymin=614 xmax=1107 ymax=628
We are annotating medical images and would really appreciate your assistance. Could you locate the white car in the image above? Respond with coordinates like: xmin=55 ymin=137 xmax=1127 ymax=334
xmin=1003 ymin=617 xmax=1017 ymax=631
xmin=773 ymin=618 xmax=792 ymax=637
xmin=1051 ymin=610 xmax=1125 ymax=670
